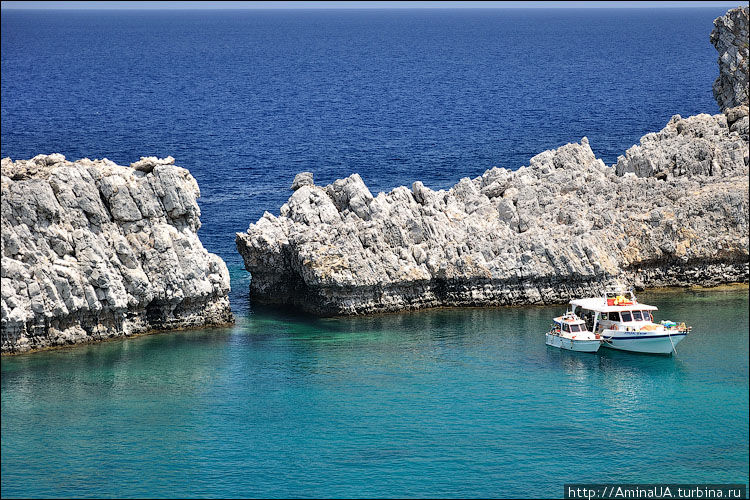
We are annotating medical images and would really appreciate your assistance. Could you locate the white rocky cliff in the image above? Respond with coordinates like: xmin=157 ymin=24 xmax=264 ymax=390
xmin=711 ymin=6 xmax=749 ymax=117
xmin=1 ymin=155 xmax=232 ymax=353
xmin=236 ymin=7 xmax=750 ymax=316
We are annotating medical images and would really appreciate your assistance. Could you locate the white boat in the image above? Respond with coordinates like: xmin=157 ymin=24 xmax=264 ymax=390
xmin=545 ymin=312 xmax=602 ymax=353
xmin=569 ymin=288 xmax=691 ymax=355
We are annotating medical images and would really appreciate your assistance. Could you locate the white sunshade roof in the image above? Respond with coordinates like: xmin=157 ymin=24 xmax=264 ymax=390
xmin=569 ymin=297 xmax=658 ymax=312
xmin=553 ymin=316 xmax=586 ymax=324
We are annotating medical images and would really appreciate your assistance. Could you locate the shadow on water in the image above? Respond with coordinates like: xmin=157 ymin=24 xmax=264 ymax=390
xmin=597 ymin=347 xmax=689 ymax=395
xmin=237 ymin=292 xmax=729 ymax=385
xmin=1 ymin=325 xmax=237 ymax=400
xmin=248 ymin=298 xmax=560 ymax=335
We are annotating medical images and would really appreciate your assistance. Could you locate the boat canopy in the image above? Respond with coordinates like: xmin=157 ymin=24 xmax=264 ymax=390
xmin=569 ymin=297 xmax=658 ymax=313
xmin=553 ymin=315 xmax=586 ymax=325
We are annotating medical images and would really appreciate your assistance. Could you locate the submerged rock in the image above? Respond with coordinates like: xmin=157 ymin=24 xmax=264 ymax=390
xmin=236 ymin=119 xmax=748 ymax=315
xmin=1 ymin=155 xmax=233 ymax=353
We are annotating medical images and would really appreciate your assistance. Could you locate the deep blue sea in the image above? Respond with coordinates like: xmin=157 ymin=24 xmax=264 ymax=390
xmin=1 ymin=7 xmax=748 ymax=499
xmin=1 ymin=8 xmax=728 ymax=288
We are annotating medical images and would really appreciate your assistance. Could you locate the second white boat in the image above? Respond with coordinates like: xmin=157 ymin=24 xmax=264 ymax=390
xmin=545 ymin=313 xmax=602 ymax=353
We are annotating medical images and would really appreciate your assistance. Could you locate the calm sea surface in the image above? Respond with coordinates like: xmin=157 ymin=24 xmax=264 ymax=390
xmin=1 ymin=7 xmax=748 ymax=498
xmin=1 ymin=289 xmax=748 ymax=498
xmin=0 ymin=8 xmax=730 ymax=282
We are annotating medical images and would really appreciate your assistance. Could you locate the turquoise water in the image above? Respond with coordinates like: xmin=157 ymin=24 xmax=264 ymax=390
xmin=2 ymin=288 xmax=748 ymax=498
xmin=3 ymin=8 xmax=747 ymax=498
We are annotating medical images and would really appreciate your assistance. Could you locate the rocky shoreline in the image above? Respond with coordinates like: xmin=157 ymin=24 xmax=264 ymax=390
xmin=236 ymin=7 xmax=750 ymax=316
xmin=1 ymin=155 xmax=233 ymax=354
xmin=2 ymin=7 xmax=748 ymax=350
xmin=236 ymin=125 xmax=748 ymax=315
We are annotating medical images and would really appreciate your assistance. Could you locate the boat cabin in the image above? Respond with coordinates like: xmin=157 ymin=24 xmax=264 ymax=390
xmin=552 ymin=314 xmax=589 ymax=334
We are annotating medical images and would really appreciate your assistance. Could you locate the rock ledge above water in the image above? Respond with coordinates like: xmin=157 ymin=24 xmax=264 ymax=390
xmin=236 ymin=115 xmax=748 ymax=315
xmin=1 ymin=155 xmax=233 ymax=353
xmin=236 ymin=7 xmax=750 ymax=316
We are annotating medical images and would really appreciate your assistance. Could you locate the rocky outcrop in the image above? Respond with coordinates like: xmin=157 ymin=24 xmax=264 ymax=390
xmin=235 ymin=6 xmax=750 ymax=316
xmin=1 ymin=154 xmax=233 ymax=353
xmin=711 ymin=5 xmax=749 ymax=136
xmin=236 ymin=114 xmax=748 ymax=316
xmin=292 ymin=172 xmax=315 ymax=191
xmin=615 ymin=113 xmax=747 ymax=177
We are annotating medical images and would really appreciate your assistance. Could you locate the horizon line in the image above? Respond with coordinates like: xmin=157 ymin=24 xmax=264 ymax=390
xmin=1 ymin=1 xmax=743 ymax=10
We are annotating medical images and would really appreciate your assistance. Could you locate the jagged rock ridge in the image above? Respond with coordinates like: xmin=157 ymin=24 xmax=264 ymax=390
xmin=237 ymin=115 xmax=748 ymax=315
xmin=711 ymin=5 xmax=750 ymax=140
xmin=236 ymin=113 xmax=748 ymax=315
xmin=236 ymin=7 xmax=750 ymax=316
xmin=1 ymin=155 xmax=233 ymax=353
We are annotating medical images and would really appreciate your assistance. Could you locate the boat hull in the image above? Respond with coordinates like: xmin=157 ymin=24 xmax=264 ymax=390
xmin=601 ymin=331 xmax=687 ymax=354
xmin=545 ymin=333 xmax=601 ymax=353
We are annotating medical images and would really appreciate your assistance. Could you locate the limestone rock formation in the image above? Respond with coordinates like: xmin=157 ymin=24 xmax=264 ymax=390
xmin=292 ymin=172 xmax=315 ymax=191
xmin=1 ymin=154 xmax=233 ymax=353
xmin=236 ymin=118 xmax=748 ymax=315
xmin=235 ymin=5 xmax=750 ymax=316
xmin=711 ymin=5 xmax=749 ymax=134
xmin=614 ymin=113 xmax=748 ymax=177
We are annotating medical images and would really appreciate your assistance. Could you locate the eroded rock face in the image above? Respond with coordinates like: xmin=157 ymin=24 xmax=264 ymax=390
xmin=1 ymin=154 xmax=233 ymax=353
xmin=615 ymin=113 xmax=748 ymax=177
xmin=291 ymin=172 xmax=314 ymax=191
xmin=236 ymin=118 xmax=749 ymax=315
xmin=711 ymin=6 xmax=749 ymax=115
xmin=236 ymin=6 xmax=750 ymax=316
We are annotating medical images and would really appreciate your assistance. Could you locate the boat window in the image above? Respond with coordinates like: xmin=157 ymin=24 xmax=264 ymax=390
xmin=609 ymin=312 xmax=620 ymax=322
xmin=570 ymin=324 xmax=580 ymax=332
xmin=600 ymin=312 xmax=608 ymax=321
xmin=621 ymin=311 xmax=633 ymax=322
xmin=643 ymin=311 xmax=653 ymax=322
xmin=562 ymin=323 xmax=570 ymax=332
xmin=631 ymin=310 xmax=643 ymax=321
